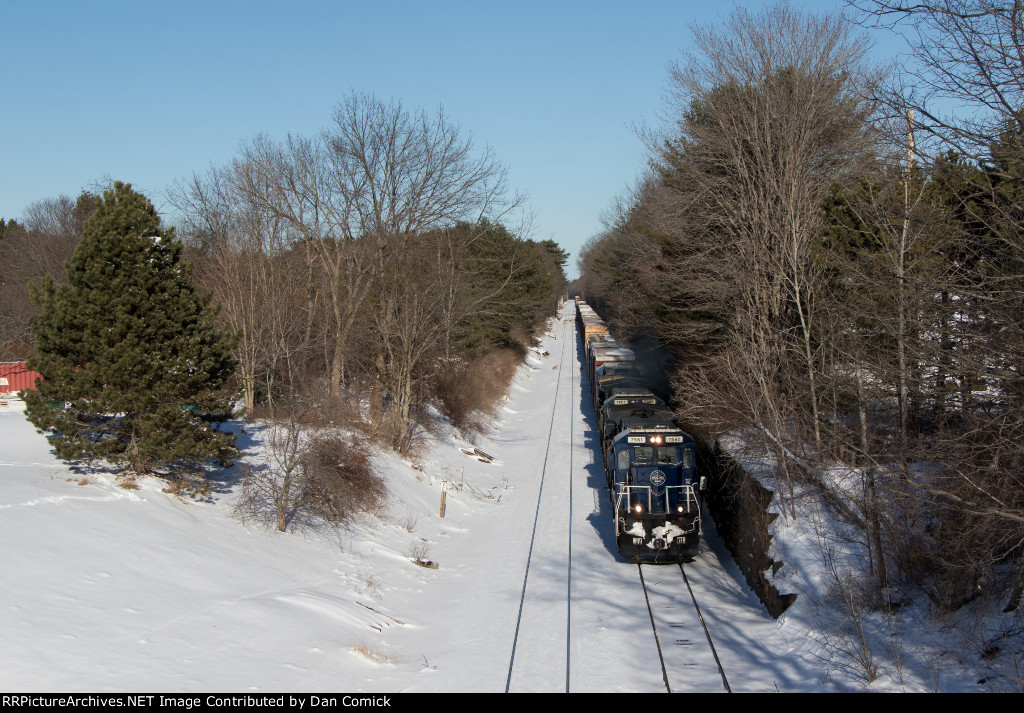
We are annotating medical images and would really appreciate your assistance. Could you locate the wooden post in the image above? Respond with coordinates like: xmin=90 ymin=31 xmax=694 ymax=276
xmin=440 ymin=485 xmax=447 ymax=518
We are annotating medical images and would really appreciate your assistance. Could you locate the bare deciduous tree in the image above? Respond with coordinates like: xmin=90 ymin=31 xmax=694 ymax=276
xmin=231 ymin=94 xmax=524 ymax=412
xmin=646 ymin=3 xmax=878 ymax=464
xmin=235 ymin=414 xmax=304 ymax=532
xmin=328 ymin=93 xmax=521 ymax=243
xmin=233 ymin=132 xmax=370 ymax=400
xmin=0 ymin=194 xmax=94 ymax=358
xmin=166 ymin=96 xmax=557 ymax=460
xmin=235 ymin=410 xmax=385 ymax=532
xmin=168 ymin=165 xmax=316 ymax=417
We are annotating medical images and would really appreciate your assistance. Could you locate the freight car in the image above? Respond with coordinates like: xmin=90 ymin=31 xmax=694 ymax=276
xmin=574 ymin=299 xmax=704 ymax=563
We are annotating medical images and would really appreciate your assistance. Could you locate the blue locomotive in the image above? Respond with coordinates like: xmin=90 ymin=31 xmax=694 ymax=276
xmin=606 ymin=419 xmax=703 ymax=562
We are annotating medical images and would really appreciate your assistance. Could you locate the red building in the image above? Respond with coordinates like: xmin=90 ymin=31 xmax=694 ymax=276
xmin=0 ymin=362 xmax=42 ymax=395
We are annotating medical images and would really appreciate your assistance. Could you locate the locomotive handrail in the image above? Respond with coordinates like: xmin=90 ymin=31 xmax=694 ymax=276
xmin=614 ymin=484 xmax=700 ymax=521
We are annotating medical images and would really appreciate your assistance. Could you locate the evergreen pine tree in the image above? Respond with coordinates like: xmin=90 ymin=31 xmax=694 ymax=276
xmin=449 ymin=222 xmax=564 ymax=355
xmin=24 ymin=182 xmax=238 ymax=475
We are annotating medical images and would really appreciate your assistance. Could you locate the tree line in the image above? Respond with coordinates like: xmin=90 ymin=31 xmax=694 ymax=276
xmin=2 ymin=93 xmax=567 ymax=477
xmin=167 ymin=94 xmax=566 ymax=452
xmin=579 ymin=1 xmax=1024 ymax=617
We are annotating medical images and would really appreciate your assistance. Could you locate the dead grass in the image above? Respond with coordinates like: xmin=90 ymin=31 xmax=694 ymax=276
xmin=409 ymin=538 xmax=439 ymax=569
xmin=158 ymin=470 xmax=214 ymax=500
xmin=115 ymin=475 xmax=140 ymax=490
xmin=398 ymin=512 xmax=418 ymax=533
xmin=434 ymin=349 xmax=523 ymax=432
xmin=351 ymin=641 xmax=402 ymax=665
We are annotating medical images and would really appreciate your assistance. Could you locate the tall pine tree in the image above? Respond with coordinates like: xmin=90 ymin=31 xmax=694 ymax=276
xmin=24 ymin=182 xmax=238 ymax=475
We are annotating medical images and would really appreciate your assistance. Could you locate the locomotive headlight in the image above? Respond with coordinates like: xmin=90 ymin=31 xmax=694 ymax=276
xmin=651 ymin=435 xmax=663 ymax=444
xmin=634 ymin=504 xmax=643 ymax=514
xmin=677 ymin=506 xmax=684 ymax=513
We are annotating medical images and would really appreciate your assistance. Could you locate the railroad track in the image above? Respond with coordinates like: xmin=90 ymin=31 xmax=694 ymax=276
xmin=638 ymin=562 xmax=732 ymax=693
xmin=503 ymin=311 xmax=731 ymax=693
xmin=505 ymin=315 xmax=577 ymax=693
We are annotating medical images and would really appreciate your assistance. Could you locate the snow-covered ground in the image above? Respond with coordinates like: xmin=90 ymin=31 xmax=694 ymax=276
xmin=1 ymin=304 xmax=1015 ymax=692
xmin=722 ymin=437 xmax=1024 ymax=693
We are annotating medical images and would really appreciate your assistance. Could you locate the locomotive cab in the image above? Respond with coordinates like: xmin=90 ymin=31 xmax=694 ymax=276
xmin=607 ymin=420 xmax=702 ymax=563
xmin=593 ymin=365 xmax=647 ymax=412
xmin=598 ymin=392 xmax=671 ymax=458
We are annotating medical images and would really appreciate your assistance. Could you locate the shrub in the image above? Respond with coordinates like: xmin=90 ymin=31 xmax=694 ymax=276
xmin=236 ymin=422 xmax=386 ymax=532
xmin=433 ymin=349 xmax=522 ymax=431
xmin=299 ymin=434 xmax=386 ymax=523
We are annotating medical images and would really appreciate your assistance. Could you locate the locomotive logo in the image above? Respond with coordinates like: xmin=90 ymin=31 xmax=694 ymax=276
xmin=650 ymin=470 xmax=666 ymax=487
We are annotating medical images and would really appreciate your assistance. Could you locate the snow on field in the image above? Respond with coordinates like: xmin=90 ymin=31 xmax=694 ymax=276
xmin=1 ymin=321 xmax=600 ymax=692
xmin=0 ymin=305 xmax=1016 ymax=692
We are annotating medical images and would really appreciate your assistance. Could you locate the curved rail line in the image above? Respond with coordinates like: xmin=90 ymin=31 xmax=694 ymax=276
xmin=505 ymin=315 xmax=575 ymax=693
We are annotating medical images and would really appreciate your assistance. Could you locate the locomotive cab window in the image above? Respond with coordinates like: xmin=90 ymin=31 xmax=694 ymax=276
xmin=633 ymin=446 xmax=681 ymax=464
xmin=661 ymin=447 xmax=681 ymax=465
xmin=617 ymin=449 xmax=630 ymax=472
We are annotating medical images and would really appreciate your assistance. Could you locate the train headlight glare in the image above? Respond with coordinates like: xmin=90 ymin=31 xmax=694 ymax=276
xmin=634 ymin=504 xmax=643 ymax=514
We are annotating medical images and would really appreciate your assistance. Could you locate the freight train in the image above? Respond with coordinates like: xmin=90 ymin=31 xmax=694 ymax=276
xmin=575 ymin=298 xmax=704 ymax=563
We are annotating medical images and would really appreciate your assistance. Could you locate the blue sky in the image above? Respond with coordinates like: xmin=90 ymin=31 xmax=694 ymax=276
xmin=3 ymin=1 xmax=882 ymax=277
